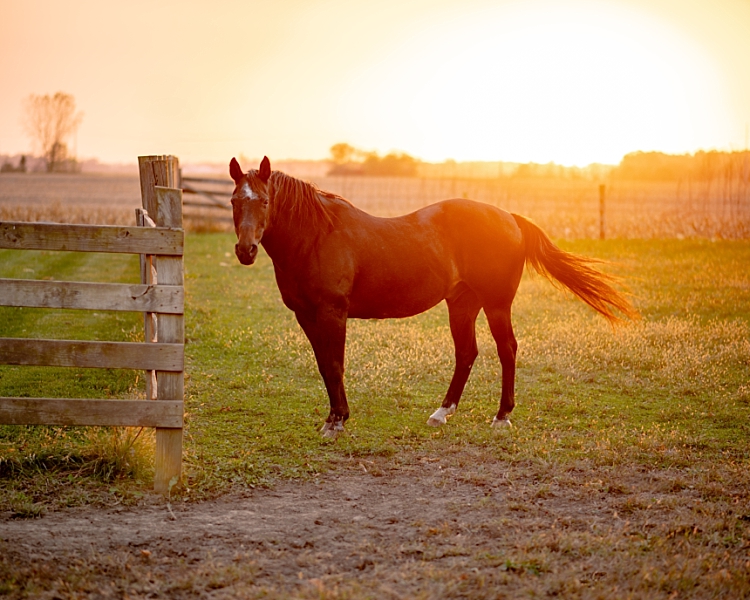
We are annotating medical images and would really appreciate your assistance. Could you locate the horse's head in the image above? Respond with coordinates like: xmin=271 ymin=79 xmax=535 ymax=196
xmin=229 ymin=156 xmax=272 ymax=265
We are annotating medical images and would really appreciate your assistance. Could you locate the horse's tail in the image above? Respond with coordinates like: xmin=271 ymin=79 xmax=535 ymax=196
xmin=511 ymin=213 xmax=639 ymax=324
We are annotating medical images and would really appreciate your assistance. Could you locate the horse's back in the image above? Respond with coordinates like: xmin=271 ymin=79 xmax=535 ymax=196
xmin=338 ymin=198 xmax=525 ymax=316
xmin=416 ymin=198 xmax=521 ymax=243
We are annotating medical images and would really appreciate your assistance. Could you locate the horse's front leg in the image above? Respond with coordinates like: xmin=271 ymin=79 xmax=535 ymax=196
xmin=295 ymin=304 xmax=349 ymax=438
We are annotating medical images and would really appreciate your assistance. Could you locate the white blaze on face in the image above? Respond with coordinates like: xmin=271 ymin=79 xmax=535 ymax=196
xmin=241 ymin=182 xmax=259 ymax=201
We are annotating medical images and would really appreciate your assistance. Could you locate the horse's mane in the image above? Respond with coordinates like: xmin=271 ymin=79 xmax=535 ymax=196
xmin=268 ymin=171 xmax=350 ymax=230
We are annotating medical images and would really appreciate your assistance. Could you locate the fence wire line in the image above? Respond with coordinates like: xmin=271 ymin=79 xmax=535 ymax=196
xmin=2 ymin=173 xmax=748 ymax=239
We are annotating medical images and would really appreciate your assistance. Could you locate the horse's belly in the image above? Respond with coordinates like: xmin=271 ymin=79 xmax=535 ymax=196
xmin=348 ymin=296 xmax=443 ymax=319
xmin=347 ymin=269 xmax=450 ymax=319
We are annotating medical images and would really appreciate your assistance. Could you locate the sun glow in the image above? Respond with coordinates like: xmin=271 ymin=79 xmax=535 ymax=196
xmin=334 ymin=1 xmax=732 ymax=166
xmin=1 ymin=0 xmax=747 ymax=165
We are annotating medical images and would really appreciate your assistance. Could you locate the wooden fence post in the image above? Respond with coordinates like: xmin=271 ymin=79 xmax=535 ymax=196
xmin=138 ymin=155 xmax=184 ymax=495
xmin=139 ymin=155 xmax=180 ymax=218
xmin=599 ymin=184 xmax=606 ymax=240
xmin=136 ymin=209 xmax=157 ymax=402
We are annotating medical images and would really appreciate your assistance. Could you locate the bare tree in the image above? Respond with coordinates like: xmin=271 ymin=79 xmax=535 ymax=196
xmin=22 ymin=92 xmax=83 ymax=173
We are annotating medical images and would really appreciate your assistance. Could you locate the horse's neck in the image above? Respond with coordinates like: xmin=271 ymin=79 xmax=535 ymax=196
xmin=261 ymin=204 xmax=322 ymax=270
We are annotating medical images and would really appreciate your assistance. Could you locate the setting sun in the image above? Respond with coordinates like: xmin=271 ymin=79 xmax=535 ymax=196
xmin=331 ymin=1 xmax=737 ymax=165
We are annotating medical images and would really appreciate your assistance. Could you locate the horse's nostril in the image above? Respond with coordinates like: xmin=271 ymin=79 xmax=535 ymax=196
xmin=235 ymin=243 xmax=257 ymax=255
xmin=235 ymin=242 xmax=258 ymax=265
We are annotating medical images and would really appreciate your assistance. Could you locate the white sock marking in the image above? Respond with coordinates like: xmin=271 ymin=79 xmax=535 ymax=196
xmin=491 ymin=416 xmax=512 ymax=428
xmin=427 ymin=404 xmax=457 ymax=426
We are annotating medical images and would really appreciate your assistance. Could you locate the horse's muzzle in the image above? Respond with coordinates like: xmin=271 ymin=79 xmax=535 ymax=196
xmin=235 ymin=243 xmax=258 ymax=265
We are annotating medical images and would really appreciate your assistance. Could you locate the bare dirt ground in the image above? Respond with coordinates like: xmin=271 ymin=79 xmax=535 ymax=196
xmin=2 ymin=454 xmax=749 ymax=599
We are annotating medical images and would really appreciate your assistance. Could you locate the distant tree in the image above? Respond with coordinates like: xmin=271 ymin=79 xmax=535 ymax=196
xmin=328 ymin=143 xmax=363 ymax=175
xmin=330 ymin=143 xmax=359 ymax=165
xmin=22 ymin=92 xmax=83 ymax=173
xmin=328 ymin=143 xmax=420 ymax=177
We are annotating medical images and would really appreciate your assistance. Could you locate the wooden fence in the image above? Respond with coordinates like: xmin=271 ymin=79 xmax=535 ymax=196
xmin=0 ymin=155 xmax=184 ymax=495
xmin=180 ymin=174 xmax=232 ymax=227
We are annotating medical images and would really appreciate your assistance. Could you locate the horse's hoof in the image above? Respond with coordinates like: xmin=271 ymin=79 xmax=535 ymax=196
xmin=427 ymin=405 xmax=456 ymax=427
xmin=320 ymin=421 xmax=344 ymax=439
xmin=491 ymin=417 xmax=512 ymax=429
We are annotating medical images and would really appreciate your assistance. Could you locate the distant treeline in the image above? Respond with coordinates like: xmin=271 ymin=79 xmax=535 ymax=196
xmin=328 ymin=143 xmax=613 ymax=180
xmin=418 ymin=160 xmax=613 ymax=181
xmin=0 ymin=154 xmax=136 ymax=175
xmin=327 ymin=143 xmax=750 ymax=183
xmin=0 ymin=152 xmax=80 ymax=174
xmin=613 ymin=150 xmax=750 ymax=182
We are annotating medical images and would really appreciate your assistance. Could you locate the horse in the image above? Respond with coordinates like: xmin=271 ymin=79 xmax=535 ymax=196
xmin=229 ymin=156 xmax=637 ymax=437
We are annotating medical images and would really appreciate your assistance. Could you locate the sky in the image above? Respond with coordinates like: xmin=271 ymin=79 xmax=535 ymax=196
xmin=1 ymin=0 xmax=749 ymax=167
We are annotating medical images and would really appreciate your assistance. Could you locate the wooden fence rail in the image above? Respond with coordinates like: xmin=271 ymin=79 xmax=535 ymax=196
xmin=0 ymin=279 xmax=183 ymax=313
xmin=180 ymin=175 xmax=232 ymax=226
xmin=0 ymin=155 xmax=185 ymax=495
xmin=0 ymin=222 xmax=183 ymax=255
xmin=181 ymin=176 xmax=232 ymax=209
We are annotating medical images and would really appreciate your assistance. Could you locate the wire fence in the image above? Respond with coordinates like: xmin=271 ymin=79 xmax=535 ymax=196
xmin=1 ymin=168 xmax=748 ymax=239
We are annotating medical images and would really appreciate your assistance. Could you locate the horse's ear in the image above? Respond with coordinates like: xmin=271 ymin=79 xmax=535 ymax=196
xmin=259 ymin=156 xmax=271 ymax=184
xmin=229 ymin=157 xmax=244 ymax=183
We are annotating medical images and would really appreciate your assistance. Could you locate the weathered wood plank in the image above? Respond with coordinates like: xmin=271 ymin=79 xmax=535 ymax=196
xmin=181 ymin=182 xmax=231 ymax=208
xmin=155 ymin=286 xmax=184 ymax=493
xmin=136 ymin=208 xmax=158 ymax=401
xmin=155 ymin=427 xmax=183 ymax=493
xmin=0 ymin=222 xmax=183 ymax=255
xmin=149 ymin=180 xmax=185 ymax=494
xmin=0 ymin=338 xmax=183 ymax=371
xmin=139 ymin=156 xmax=179 ymax=221
xmin=155 ymin=186 xmax=184 ymax=229
xmin=0 ymin=398 xmax=183 ymax=427
xmin=182 ymin=200 xmax=231 ymax=211
xmin=181 ymin=175 xmax=232 ymax=186
xmin=0 ymin=279 xmax=183 ymax=313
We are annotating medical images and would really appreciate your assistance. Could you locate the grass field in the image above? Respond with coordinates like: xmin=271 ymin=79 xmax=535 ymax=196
xmin=1 ymin=234 xmax=750 ymax=597
xmin=178 ymin=235 xmax=750 ymax=482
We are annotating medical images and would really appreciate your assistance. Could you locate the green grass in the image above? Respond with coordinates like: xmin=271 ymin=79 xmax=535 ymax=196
xmin=1 ymin=237 xmax=750 ymax=507
xmin=0 ymin=249 xmax=151 ymax=509
xmin=182 ymin=236 xmax=750 ymax=495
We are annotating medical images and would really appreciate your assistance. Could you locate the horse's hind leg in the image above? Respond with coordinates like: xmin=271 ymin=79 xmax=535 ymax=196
xmin=427 ymin=288 xmax=482 ymax=427
xmin=485 ymin=305 xmax=517 ymax=428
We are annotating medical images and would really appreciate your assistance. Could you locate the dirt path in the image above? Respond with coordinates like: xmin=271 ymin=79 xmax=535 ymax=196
xmin=2 ymin=457 xmax=749 ymax=598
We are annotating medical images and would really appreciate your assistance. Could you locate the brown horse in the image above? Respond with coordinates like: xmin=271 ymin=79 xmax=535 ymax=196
xmin=229 ymin=156 xmax=637 ymax=437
